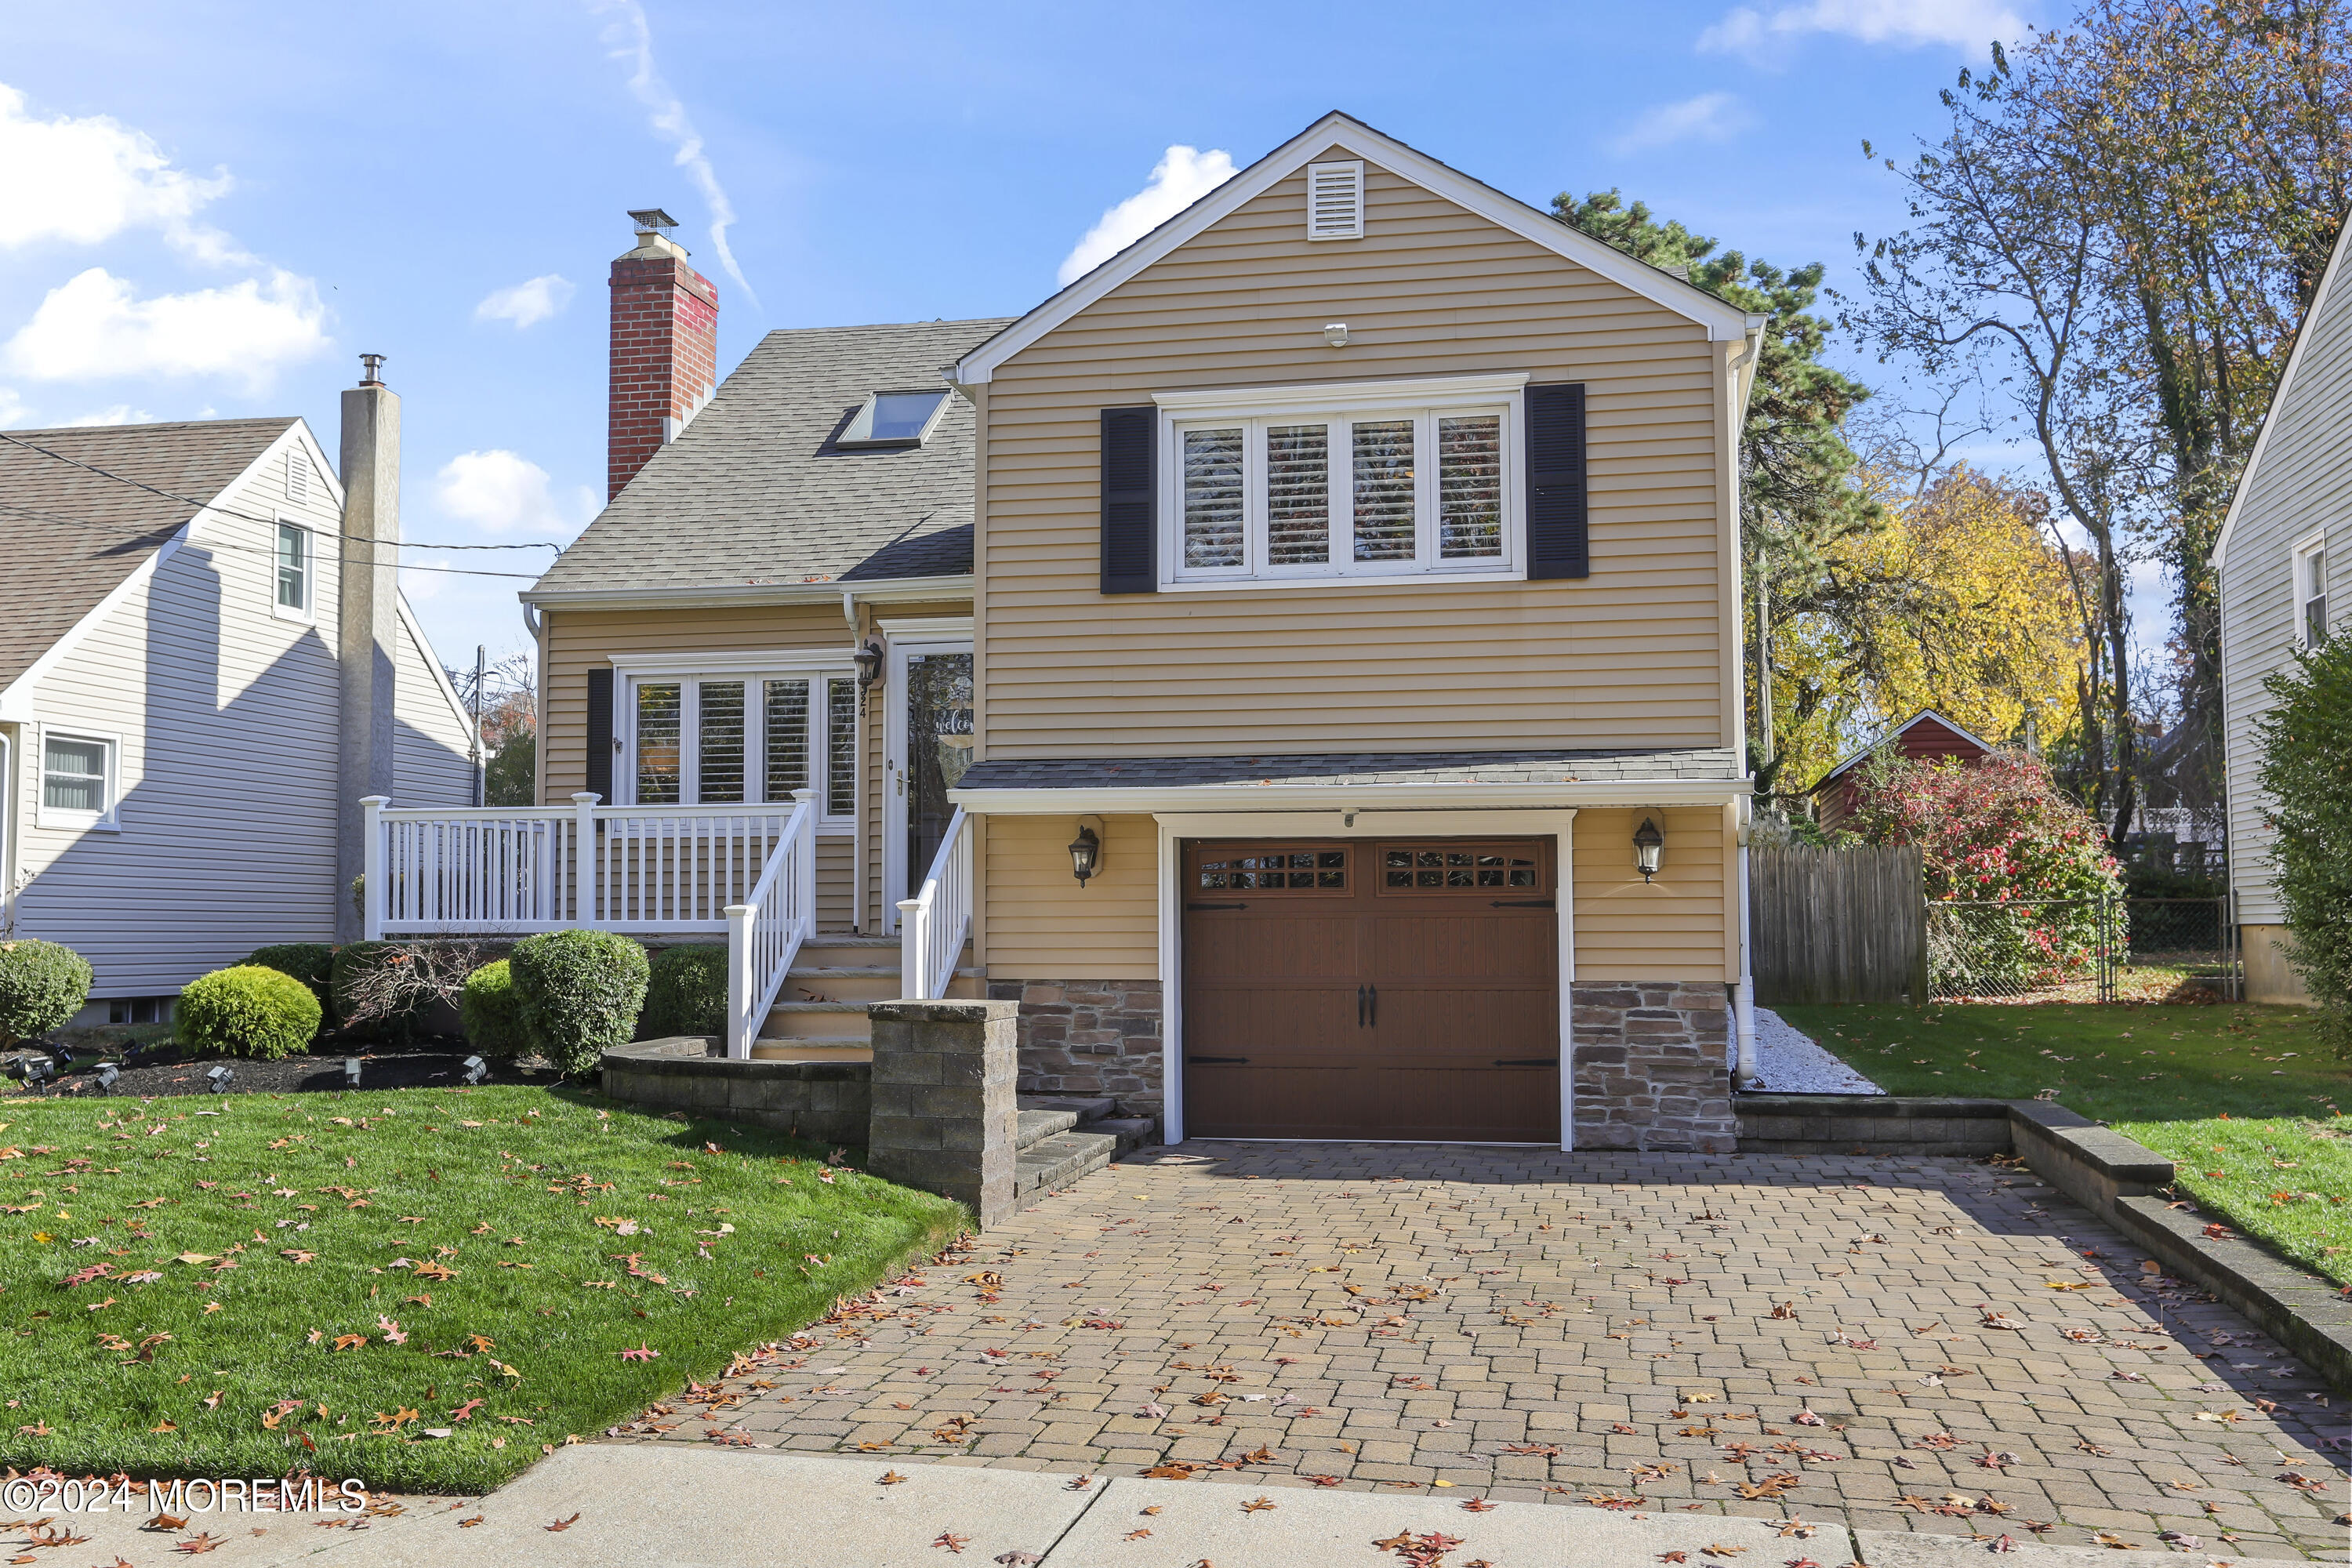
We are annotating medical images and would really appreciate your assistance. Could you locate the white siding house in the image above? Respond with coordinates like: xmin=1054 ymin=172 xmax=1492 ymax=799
xmin=2214 ymin=217 xmax=2351 ymax=1006
xmin=0 ymin=412 xmax=476 ymax=1018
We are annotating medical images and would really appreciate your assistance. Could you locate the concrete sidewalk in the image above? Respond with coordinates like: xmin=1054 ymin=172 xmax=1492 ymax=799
xmin=15 ymin=1447 xmax=2267 ymax=1567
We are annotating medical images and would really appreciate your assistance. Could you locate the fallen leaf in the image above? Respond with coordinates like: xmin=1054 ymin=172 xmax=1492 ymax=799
xmin=878 ymin=1471 xmax=908 ymax=1486
xmin=619 ymin=1343 xmax=660 ymax=1362
xmin=931 ymin=1531 xmax=971 ymax=1554
xmin=1240 ymin=1497 xmax=1276 ymax=1512
xmin=544 ymin=1513 xmax=580 ymax=1532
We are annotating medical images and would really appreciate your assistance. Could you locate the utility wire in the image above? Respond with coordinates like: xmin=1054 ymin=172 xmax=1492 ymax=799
xmin=0 ymin=498 xmax=546 ymax=581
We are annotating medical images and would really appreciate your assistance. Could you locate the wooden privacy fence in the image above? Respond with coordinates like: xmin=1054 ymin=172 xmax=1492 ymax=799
xmin=1751 ymin=844 xmax=1928 ymax=1005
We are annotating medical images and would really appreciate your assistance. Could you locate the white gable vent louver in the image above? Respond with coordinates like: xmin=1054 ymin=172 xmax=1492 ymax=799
xmin=1306 ymin=160 xmax=1365 ymax=241
xmin=285 ymin=445 xmax=308 ymax=507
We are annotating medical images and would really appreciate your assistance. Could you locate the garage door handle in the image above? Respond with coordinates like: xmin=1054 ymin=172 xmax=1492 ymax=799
xmin=1187 ymin=901 xmax=1249 ymax=911
xmin=1189 ymin=1055 xmax=1250 ymax=1065
xmin=1367 ymin=985 xmax=1376 ymax=1026
xmin=1490 ymin=898 xmax=1555 ymax=908
xmin=1356 ymin=985 xmax=1367 ymax=1028
xmin=1493 ymin=1057 xmax=1558 ymax=1067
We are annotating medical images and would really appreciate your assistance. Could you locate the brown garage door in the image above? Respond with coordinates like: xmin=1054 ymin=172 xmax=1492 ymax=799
xmin=1181 ymin=838 xmax=1559 ymax=1142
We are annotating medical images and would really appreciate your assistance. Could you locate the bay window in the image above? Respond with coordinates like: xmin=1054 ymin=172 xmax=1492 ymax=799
xmin=1159 ymin=374 xmax=1523 ymax=587
xmin=623 ymin=669 xmax=856 ymax=825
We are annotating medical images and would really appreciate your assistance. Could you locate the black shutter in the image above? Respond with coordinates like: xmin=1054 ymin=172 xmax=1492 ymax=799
xmin=1525 ymin=382 xmax=1589 ymax=580
xmin=1100 ymin=405 xmax=1157 ymax=594
xmin=585 ymin=667 xmax=613 ymax=804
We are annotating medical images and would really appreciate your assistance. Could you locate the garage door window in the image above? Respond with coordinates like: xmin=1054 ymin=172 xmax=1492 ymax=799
xmin=1196 ymin=848 xmax=1348 ymax=890
xmin=1381 ymin=846 xmax=1540 ymax=889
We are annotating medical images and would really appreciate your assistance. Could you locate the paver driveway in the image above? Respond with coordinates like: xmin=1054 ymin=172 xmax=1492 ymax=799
xmin=618 ymin=1145 xmax=2350 ymax=1559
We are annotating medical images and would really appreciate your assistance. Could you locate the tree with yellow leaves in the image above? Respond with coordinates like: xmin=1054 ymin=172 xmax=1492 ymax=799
xmin=1765 ymin=465 xmax=2085 ymax=801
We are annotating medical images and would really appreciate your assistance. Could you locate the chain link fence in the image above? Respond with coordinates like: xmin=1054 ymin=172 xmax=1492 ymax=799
xmin=1925 ymin=896 xmax=2237 ymax=1003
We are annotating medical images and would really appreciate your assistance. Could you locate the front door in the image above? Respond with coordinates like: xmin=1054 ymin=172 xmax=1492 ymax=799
xmin=887 ymin=641 xmax=973 ymax=924
xmin=1181 ymin=838 xmax=1560 ymax=1142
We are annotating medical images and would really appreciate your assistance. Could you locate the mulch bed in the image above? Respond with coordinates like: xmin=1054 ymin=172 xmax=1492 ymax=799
xmin=9 ymin=1040 xmax=563 ymax=1099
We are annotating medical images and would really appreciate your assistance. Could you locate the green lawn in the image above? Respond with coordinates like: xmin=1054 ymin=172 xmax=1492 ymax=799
xmin=0 ymin=1085 xmax=964 ymax=1491
xmin=1780 ymin=1001 xmax=2352 ymax=1287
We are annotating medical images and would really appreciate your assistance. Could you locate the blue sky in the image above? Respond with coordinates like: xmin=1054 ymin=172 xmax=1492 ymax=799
xmin=0 ymin=0 xmax=2049 ymax=670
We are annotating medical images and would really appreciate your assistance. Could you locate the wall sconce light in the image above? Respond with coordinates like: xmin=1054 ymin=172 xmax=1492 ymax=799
xmin=853 ymin=638 xmax=885 ymax=691
xmin=1323 ymin=322 xmax=1350 ymax=348
xmin=1632 ymin=816 xmax=1664 ymax=883
xmin=1068 ymin=814 xmax=1104 ymax=887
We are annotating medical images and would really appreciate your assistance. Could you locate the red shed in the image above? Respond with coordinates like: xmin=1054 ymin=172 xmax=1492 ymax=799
xmin=1809 ymin=710 xmax=1994 ymax=831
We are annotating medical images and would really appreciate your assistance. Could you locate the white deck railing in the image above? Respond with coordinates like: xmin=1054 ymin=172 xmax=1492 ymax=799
xmin=360 ymin=789 xmax=819 ymax=1059
xmin=897 ymin=806 xmax=971 ymax=1000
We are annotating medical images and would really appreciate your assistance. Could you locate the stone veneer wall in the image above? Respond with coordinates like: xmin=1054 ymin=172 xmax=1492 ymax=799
xmin=1570 ymin=981 xmax=1737 ymax=1154
xmin=987 ymin=979 xmax=1163 ymax=1120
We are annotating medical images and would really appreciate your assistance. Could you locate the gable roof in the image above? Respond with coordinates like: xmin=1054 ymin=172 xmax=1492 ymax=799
xmin=1809 ymin=709 xmax=1995 ymax=793
xmin=2212 ymin=209 xmax=2352 ymax=571
xmin=0 ymin=418 xmax=299 ymax=690
xmin=953 ymin=111 xmax=1759 ymax=387
xmin=527 ymin=318 xmax=1014 ymax=604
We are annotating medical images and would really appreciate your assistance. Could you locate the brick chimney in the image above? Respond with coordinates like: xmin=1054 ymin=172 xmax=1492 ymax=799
xmin=608 ymin=208 xmax=717 ymax=500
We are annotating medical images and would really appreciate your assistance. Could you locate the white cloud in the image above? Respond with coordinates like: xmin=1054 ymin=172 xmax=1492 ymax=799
xmin=1058 ymin=145 xmax=1238 ymax=287
xmin=0 ymin=82 xmax=250 ymax=263
xmin=434 ymin=449 xmax=593 ymax=539
xmin=0 ymin=387 xmax=28 ymax=427
xmin=61 ymin=404 xmax=151 ymax=426
xmin=475 ymin=274 xmax=576 ymax=329
xmin=1610 ymin=93 xmax=1754 ymax=155
xmin=590 ymin=1 xmax=757 ymax=306
xmin=0 ymin=267 xmax=328 ymax=393
xmin=400 ymin=555 xmax=456 ymax=603
xmin=1699 ymin=0 xmax=2027 ymax=61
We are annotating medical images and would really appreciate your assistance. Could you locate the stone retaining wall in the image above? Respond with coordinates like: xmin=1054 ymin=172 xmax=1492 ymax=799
xmin=1570 ymin=981 xmax=1737 ymax=1153
xmin=986 ymin=978 xmax=1163 ymax=1119
xmin=1737 ymin=1093 xmax=2013 ymax=1156
xmin=598 ymin=1038 xmax=869 ymax=1145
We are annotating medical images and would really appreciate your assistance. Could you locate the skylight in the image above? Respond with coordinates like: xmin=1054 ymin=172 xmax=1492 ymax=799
xmin=838 ymin=389 xmax=949 ymax=446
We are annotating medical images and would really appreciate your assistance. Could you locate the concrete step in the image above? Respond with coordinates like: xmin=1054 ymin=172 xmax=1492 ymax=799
xmin=746 ymin=1042 xmax=872 ymax=1063
xmin=1017 ymin=1094 xmax=1116 ymax=1124
xmin=1014 ymin=1130 xmax=1119 ymax=1199
xmin=1015 ymin=1107 xmax=1079 ymax=1151
xmin=791 ymin=964 xmax=986 ymax=980
xmin=779 ymin=974 xmax=984 ymax=1006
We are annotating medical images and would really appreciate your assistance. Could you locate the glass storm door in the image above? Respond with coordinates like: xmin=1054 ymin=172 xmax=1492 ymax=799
xmin=901 ymin=648 xmax=973 ymax=905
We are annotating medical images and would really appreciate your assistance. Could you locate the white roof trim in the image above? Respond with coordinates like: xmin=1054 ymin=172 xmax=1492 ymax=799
xmin=1156 ymin=370 xmax=1527 ymax=415
xmin=953 ymin=777 xmax=1746 ymax=814
xmin=1812 ymin=709 xmax=1995 ymax=789
xmin=521 ymin=573 xmax=974 ymax=612
xmin=953 ymin=113 xmax=1754 ymax=385
xmin=2214 ymin=209 xmax=2352 ymax=571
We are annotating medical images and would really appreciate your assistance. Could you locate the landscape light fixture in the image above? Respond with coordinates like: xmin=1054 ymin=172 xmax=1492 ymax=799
xmin=51 ymin=1045 xmax=74 ymax=1067
xmin=343 ymin=1058 xmax=363 ymax=1088
xmin=463 ymin=1054 xmax=489 ymax=1085
xmin=1632 ymin=816 xmax=1665 ymax=883
xmin=22 ymin=1057 xmax=51 ymax=1087
xmin=853 ymin=638 xmax=885 ymax=691
xmin=1067 ymin=815 xmax=1104 ymax=887
xmin=205 ymin=1064 xmax=234 ymax=1093
xmin=96 ymin=1063 xmax=119 ymax=1094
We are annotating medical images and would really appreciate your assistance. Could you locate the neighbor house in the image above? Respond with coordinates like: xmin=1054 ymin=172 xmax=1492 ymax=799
xmin=2212 ymin=214 xmax=2351 ymax=1007
xmin=403 ymin=114 xmax=1767 ymax=1152
xmin=0 ymin=379 xmax=477 ymax=1022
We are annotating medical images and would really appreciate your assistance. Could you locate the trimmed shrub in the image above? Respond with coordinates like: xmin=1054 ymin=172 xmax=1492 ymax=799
xmin=2257 ymin=636 xmax=2352 ymax=1053
xmin=0 ymin=939 xmax=94 ymax=1048
xmin=459 ymin=960 xmax=530 ymax=1058
xmin=329 ymin=942 xmax=425 ymax=1042
xmin=641 ymin=945 xmax=728 ymax=1039
xmin=245 ymin=943 xmax=334 ymax=1022
xmin=177 ymin=965 xmax=321 ymax=1060
xmin=509 ymin=930 xmax=649 ymax=1076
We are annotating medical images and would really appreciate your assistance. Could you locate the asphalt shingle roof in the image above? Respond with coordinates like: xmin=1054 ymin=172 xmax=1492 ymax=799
xmin=0 ymin=419 xmax=296 ymax=691
xmin=954 ymin=748 xmax=1746 ymax=792
xmin=531 ymin=318 xmax=1015 ymax=596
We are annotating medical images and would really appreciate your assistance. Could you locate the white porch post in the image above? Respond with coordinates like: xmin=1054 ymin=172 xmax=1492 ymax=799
xmin=792 ymin=789 xmax=817 ymax=940
xmin=724 ymin=902 xmax=756 ymax=1058
xmin=1733 ymin=800 xmax=1760 ymax=1087
xmin=898 ymin=898 xmax=924 ymax=998
xmin=360 ymin=795 xmax=389 ymax=941
xmin=571 ymin=791 xmax=602 ymax=927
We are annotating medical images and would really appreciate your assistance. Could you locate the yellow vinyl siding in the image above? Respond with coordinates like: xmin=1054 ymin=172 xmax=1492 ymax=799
xmin=1571 ymin=808 xmax=1727 ymax=982
xmin=980 ymin=812 xmax=1158 ymax=978
xmin=977 ymin=155 xmax=1730 ymax=759
xmin=541 ymin=599 xmax=967 ymax=932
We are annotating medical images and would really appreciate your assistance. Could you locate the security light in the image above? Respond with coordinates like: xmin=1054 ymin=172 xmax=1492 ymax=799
xmin=463 ymin=1054 xmax=489 ymax=1086
xmin=1632 ymin=817 xmax=1665 ymax=883
xmin=1323 ymin=322 xmax=1350 ymax=347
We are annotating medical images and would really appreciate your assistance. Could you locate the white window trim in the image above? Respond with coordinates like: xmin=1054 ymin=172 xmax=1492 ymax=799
xmin=613 ymin=664 xmax=857 ymax=831
xmin=836 ymin=389 xmax=953 ymax=448
xmin=1153 ymin=375 xmax=1528 ymax=591
xmin=2293 ymin=528 xmax=2329 ymax=648
xmin=271 ymin=513 xmax=316 ymax=623
xmin=34 ymin=725 xmax=122 ymax=833
xmin=1305 ymin=158 xmax=1365 ymax=241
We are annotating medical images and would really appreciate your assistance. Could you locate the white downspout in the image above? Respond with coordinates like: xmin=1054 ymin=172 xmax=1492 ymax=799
xmin=844 ymin=590 xmax=864 ymax=935
xmin=1733 ymin=794 xmax=1759 ymax=1088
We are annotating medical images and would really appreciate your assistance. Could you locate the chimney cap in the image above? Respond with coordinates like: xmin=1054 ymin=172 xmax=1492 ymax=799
xmin=358 ymin=353 xmax=387 ymax=386
xmin=628 ymin=208 xmax=679 ymax=234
